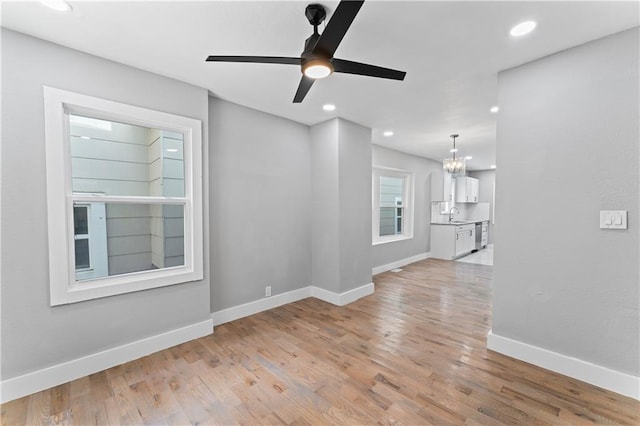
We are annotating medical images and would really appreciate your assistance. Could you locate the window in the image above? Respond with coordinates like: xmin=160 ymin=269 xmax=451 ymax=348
xmin=372 ymin=167 xmax=414 ymax=244
xmin=73 ymin=202 xmax=108 ymax=281
xmin=44 ymin=87 xmax=203 ymax=305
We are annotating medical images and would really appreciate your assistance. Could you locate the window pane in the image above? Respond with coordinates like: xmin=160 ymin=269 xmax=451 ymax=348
xmin=380 ymin=206 xmax=404 ymax=237
xmin=69 ymin=115 xmax=185 ymax=197
xmin=75 ymin=239 xmax=90 ymax=269
xmin=379 ymin=207 xmax=396 ymax=236
xmin=73 ymin=202 xmax=185 ymax=282
xmin=107 ymin=203 xmax=184 ymax=277
xmin=74 ymin=206 xmax=88 ymax=235
xmin=380 ymin=176 xmax=403 ymax=206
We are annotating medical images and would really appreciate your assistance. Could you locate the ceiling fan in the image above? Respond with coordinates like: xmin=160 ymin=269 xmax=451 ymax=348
xmin=205 ymin=0 xmax=406 ymax=103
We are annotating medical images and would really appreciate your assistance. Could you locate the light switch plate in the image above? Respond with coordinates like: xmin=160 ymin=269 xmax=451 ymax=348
xmin=600 ymin=211 xmax=627 ymax=229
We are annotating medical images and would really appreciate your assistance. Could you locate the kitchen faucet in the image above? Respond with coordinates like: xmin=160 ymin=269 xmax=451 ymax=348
xmin=448 ymin=206 xmax=459 ymax=222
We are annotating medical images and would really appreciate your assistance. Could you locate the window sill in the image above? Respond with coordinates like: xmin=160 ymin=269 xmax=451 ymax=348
xmin=373 ymin=234 xmax=414 ymax=246
xmin=52 ymin=266 xmax=203 ymax=306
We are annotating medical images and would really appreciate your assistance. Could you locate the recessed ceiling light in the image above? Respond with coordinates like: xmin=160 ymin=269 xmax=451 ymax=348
xmin=465 ymin=156 xmax=472 ymax=160
xmin=510 ymin=21 xmax=537 ymax=37
xmin=490 ymin=165 xmax=497 ymax=169
xmin=450 ymin=148 xmax=458 ymax=153
xmin=322 ymin=104 xmax=336 ymax=111
xmin=383 ymin=131 xmax=394 ymax=137
xmin=40 ymin=0 xmax=72 ymax=12
xmin=490 ymin=106 xmax=499 ymax=113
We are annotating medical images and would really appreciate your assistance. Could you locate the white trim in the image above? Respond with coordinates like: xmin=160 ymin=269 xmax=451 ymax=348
xmin=211 ymin=283 xmax=375 ymax=326
xmin=487 ymin=330 xmax=640 ymax=400
xmin=311 ymin=282 xmax=375 ymax=306
xmin=372 ymin=252 xmax=430 ymax=275
xmin=372 ymin=167 xmax=415 ymax=245
xmin=211 ymin=287 xmax=312 ymax=326
xmin=372 ymin=165 xmax=413 ymax=173
xmin=372 ymin=234 xmax=414 ymax=246
xmin=0 ymin=319 xmax=213 ymax=404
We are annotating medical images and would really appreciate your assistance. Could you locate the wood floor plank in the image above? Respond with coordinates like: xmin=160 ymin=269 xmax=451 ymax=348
xmin=2 ymin=258 xmax=639 ymax=425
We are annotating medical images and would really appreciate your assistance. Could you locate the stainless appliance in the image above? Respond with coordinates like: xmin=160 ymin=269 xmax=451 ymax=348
xmin=475 ymin=222 xmax=482 ymax=250
xmin=475 ymin=221 xmax=489 ymax=250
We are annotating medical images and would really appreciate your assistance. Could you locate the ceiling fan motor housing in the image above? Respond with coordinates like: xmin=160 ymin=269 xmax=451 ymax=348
xmin=301 ymin=32 xmax=334 ymax=76
xmin=305 ymin=4 xmax=327 ymax=26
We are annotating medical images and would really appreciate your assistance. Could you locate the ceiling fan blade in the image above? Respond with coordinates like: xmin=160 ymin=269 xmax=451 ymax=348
xmin=333 ymin=58 xmax=406 ymax=80
xmin=293 ymin=75 xmax=315 ymax=103
xmin=313 ymin=0 xmax=364 ymax=57
xmin=206 ymin=56 xmax=301 ymax=65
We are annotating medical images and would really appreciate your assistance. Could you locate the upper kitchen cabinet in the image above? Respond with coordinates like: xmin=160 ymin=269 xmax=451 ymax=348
xmin=455 ymin=176 xmax=479 ymax=203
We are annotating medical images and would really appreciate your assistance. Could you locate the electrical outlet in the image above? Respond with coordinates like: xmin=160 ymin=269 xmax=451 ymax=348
xmin=265 ymin=286 xmax=272 ymax=297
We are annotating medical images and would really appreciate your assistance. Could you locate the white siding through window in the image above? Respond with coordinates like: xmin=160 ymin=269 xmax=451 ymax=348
xmin=372 ymin=167 xmax=414 ymax=245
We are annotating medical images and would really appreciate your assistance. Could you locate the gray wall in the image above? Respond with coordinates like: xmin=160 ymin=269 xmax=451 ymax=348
xmin=1 ymin=29 xmax=211 ymax=380
xmin=310 ymin=120 xmax=341 ymax=292
xmin=208 ymin=98 xmax=312 ymax=311
xmin=310 ymin=118 xmax=372 ymax=293
xmin=468 ymin=170 xmax=495 ymax=243
xmin=372 ymin=145 xmax=444 ymax=269
xmin=493 ymin=28 xmax=639 ymax=376
xmin=337 ymin=120 xmax=372 ymax=292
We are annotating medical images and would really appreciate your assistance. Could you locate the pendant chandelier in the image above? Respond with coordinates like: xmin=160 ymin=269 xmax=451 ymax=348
xmin=443 ymin=134 xmax=466 ymax=176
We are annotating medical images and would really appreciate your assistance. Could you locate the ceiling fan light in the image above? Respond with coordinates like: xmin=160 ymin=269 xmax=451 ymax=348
xmin=303 ymin=59 xmax=334 ymax=79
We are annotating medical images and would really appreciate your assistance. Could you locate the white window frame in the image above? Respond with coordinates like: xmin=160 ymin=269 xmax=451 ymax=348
xmin=372 ymin=166 xmax=414 ymax=245
xmin=44 ymin=86 xmax=203 ymax=306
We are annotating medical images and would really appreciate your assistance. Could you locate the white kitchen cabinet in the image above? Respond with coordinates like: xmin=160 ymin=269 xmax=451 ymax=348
xmin=455 ymin=177 xmax=479 ymax=203
xmin=455 ymin=225 xmax=475 ymax=256
xmin=431 ymin=223 xmax=475 ymax=260
xmin=443 ymin=173 xmax=454 ymax=202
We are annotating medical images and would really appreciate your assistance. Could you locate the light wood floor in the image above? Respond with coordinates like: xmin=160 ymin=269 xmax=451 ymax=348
xmin=2 ymin=259 xmax=639 ymax=425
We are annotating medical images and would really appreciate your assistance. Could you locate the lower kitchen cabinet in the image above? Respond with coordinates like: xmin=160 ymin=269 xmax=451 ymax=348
xmin=431 ymin=223 xmax=476 ymax=260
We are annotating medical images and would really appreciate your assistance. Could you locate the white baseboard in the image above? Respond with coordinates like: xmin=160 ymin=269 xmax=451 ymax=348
xmin=211 ymin=287 xmax=311 ymax=326
xmin=311 ymin=282 xmax=374 ymax=306
xmin=212 ymin=282 xmax=375 ymax=325
xmin=0 ymin=319 xmax=213 ymax=404
xmin=487 ymin=330 xmax=640 ymax=400
xmin=372 ymin=252 xmax=430 ymax=275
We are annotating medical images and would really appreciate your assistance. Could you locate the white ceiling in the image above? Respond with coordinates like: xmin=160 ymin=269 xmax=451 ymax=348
xmin=2 ymin=1 xmax=638 ymax=170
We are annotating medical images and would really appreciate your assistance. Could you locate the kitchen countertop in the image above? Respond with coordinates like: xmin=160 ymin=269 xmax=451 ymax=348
xmin=431 ymin=220 xmax=488 ymax=225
